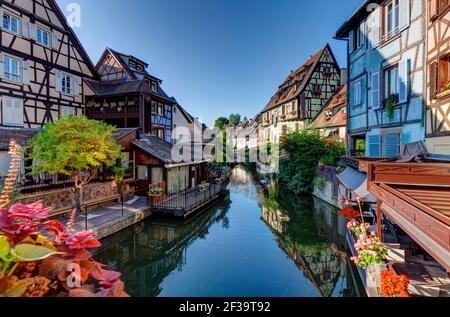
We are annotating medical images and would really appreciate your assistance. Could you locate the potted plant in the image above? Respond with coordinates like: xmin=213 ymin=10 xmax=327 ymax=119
xmin=197 ymin=182 xmax=210 ymax=192
xmin=440 ymin=80 xmax=450 ymax=94
xmin=351 ymin=232 xmax=388 ymax=270
xmin=347 ymin=219 xmax=371 ymax=238
xmin=148 ymin=187 xmax=164 ymax=197
xmin=384 ymin=94 xmax=399 ymax=120
xmin=380 ymin=271 xmax=410 ymax=297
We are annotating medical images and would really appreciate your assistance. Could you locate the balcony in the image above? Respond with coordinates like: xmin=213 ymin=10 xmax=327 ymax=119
xmin=85 ymin=105 xmax=140 ymax=118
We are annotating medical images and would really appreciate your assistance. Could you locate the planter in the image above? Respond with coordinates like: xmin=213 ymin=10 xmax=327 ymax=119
xmin=366 ymin=263 xmax=388 ymax=296
xmin=149 ymin=193 xmax=163 ymax=197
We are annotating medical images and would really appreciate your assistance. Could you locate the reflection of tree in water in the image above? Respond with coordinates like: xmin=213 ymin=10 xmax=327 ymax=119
xmin=94 ymin=196 xmax=232 ymax=297
xmin=261 ymin=184 xmax=353 ymax=297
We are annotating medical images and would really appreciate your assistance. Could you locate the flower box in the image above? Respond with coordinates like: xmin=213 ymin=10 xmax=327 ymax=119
xmin=148 ymin=187 xmax=164 ymax=197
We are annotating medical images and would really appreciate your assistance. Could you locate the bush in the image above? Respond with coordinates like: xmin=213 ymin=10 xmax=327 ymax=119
xmin=279 ymin=129 xmax=345 ymax=195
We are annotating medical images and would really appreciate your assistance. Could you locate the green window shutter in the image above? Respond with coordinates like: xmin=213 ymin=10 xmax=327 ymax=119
xmin=384 ymin=133 xmax=401 ymax=157
xmin=368 ymin=135 xmax=381 ymax=157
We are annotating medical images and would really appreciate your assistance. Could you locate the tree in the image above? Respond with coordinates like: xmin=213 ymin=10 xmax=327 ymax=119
xmin=214 ymin=117 xmax=229 ymax=131
xmin=228 ymin=113 xmax=241 ymax=127
xmin=28 ymin=116 xmax=122 ymax=211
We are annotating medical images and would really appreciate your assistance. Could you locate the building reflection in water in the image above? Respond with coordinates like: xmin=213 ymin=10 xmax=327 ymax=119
xmin=94 ymin=198 xmax=231 ymax=297
xmin=260 ymin=181 xmax=359 ymax=297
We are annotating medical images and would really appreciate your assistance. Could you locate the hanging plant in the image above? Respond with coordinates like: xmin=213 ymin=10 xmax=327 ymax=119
xmin=384 ymin=94 xmax=399 ymax=120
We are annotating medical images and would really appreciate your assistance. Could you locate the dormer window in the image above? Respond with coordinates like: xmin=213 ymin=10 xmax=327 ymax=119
xmin=129 ymin=61 xmax=136 ymax=69
xmin=136 ymin=64 xmax=143 ymax=71
xmin=151 ymin=82 xmax=158 ymax=92
xmin=2 ymin=12 xmax=19 ymax=34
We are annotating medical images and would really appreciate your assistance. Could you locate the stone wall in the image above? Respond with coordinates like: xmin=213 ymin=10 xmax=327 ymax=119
xmin=313 ymin=165 xmax=345 ymax=209
xmin=16 ymin=181 xmax=133 ymax=212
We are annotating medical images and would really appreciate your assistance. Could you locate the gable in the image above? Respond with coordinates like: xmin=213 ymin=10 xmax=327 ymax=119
xmin=2 ymin=0 xmax=96 ymax=77
xmin=97 ymin=50 xmax=129 ymax=81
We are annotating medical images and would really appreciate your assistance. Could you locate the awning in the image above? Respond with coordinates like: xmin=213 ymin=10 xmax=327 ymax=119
xmin=337 ymin=167 xmax=376 ymax=202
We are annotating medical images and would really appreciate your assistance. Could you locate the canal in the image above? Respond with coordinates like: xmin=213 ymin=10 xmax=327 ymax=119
xmin=94 ymin=167 xmax=363 ymax=297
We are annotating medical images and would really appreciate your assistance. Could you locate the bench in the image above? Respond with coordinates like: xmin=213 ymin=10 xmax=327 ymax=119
xmin=48 ymin=194 xmax=122 ymax=218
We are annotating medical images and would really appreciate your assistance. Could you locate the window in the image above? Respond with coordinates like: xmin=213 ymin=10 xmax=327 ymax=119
xmin=349 ymin=21 xmax=366 ymax=52
xmin=3 ymin=55 xmax=20 ymax=82
xmin=129 ymin=61 xmax=136 ymax=69
xmin=383 ymin=132 xmax=401 ymax=157
xmin=368 ymin=135 xmax=381 ymax=157
xmin=60 ymin=106 xmax=75 ymax=117
xmin=2 ymin=13 xmax=19 ymax=34
xmin=157 ymin=103 xmax=163 ymax=115
xmin=2 ymin=97 xmax=23 ymax=127
xmin=430 ymin=0 xmax=450 ymax=20
xmin=431 ymin=54 xmax=450 ymax=98
xmin=151 ymin=82 xmax=158 ymax=92
xmin=384 ymin=66 xmax=399 ymax=99
xmin=385 ymin=0 xmax=399 ymax=38
xmin=61 ymin=73 xmax=73 ymax=94
xmin=151 ymin=101 xmax=157 ymax=113
xmin=36 ymin=27 xmax=50 ymax=47
xmin=353 ymin=80 xmax=362 ymax=106
xmin=158 ymin=129 xmax=164 ymax=139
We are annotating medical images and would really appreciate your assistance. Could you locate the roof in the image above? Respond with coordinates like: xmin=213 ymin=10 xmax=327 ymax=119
xmin=0 ymin=128 xmax=39 ymax=150
xmin=107 ymin=48 xmax=161 ymax=82
xmin=261 ymin=45 xmax=330 ymax=113
xmin=132 ymin=136 xmax=174 ymax=164
xmin=335 ymin=0 xmax=381 ymax=39
xmin=113 ymin=128 xmax=139 ymax=141
xmin=175 ymin=103 xmax=195 ymax=124
xmin=86 ymin=79 xmax=144 ymax=96
xmin=309 ymin=85 xmax=347 ymax=130
xmin=48 ymin=0 xmax=97 ymax=77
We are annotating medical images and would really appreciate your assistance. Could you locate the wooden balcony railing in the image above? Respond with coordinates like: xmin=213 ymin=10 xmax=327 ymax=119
xmin=85 ymin=105 xmax=139 ymax=116
xmin=367 ymin=162 xmax=450 ymax=187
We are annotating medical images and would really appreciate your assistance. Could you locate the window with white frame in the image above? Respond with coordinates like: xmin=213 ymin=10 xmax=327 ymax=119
xmin=353 ymin=80 xmax=362 ymax=106
xmin=36 ymin=27 xmax=50 ymax=47
xmin=151 ymin=82 xmax=158 ymax=92
xmin=2 ymin=12 xmax=19 ymax=34
xmin=2 ymin=97 xmax=23 ymax=126
xmin=61 ymin=73 xmax=73 ymax=94
xmin=60 ymin=106 xmax=75 ymax=117
xmin=3 ymin=55 xmax=20 ymax=82
xmin=385 ymin=0 xmax=400 ymax=37
xmin=384 ymin=65 xmax=399 ymax=99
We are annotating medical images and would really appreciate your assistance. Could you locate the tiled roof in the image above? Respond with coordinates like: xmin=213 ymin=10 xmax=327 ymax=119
xmin=132 ymin=135 xmax=174 ymax=164
xmin=86 ymin=79 xmax=143 ymax=96
xmin=113 ymin=128 xmax=139 ymax=141
xmin=262 ymin=45 xmax=327 ymax=113
xmin=309 ymin=85 xmax=347 ymax=130
xmin=0 ymin=128 xmax=40 ymax=150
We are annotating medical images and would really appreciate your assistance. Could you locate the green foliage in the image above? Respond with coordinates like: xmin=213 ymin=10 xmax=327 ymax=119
xmin=228 ymin=113 xmax=241 ymax=127
xmin=279 ymin=129 xmax=345 ymax=195
xmin=313 ymin=176 xmax=326 ymax=191
xmin=28 ymin=116 xmax=122 ymax=177
xmin=384 ymin=94 xmax=399 ymax=120
xmin=214 ymin=117 xmax=229 ymax=130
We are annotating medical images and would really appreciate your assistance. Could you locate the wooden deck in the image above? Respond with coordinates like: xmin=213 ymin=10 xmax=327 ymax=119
xmin=152 ymin=181 xmax=229 ymax=218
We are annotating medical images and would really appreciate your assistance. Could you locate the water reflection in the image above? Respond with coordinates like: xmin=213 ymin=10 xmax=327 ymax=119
xmin=94 ymin=167 xmax=360 ymax=297
xmin=260 ymin=181 xmax=357 ymax=297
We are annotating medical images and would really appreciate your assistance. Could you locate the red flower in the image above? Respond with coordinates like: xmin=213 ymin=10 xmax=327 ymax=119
xmin=338 ymin=207 xmax=359 ymax=220
xmin=65 ymin=231 xmax=101 ymax=250
xmin=381 ymin=271 xmax=410 ymax=297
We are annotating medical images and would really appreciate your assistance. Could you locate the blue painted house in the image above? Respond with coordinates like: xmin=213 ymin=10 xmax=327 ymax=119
xmin=335 ymin=0 xmax=426 ymax=157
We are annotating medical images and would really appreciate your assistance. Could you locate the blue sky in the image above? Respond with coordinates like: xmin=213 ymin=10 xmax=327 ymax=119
xmin=57 ymin=0 xmax=360 ymax=126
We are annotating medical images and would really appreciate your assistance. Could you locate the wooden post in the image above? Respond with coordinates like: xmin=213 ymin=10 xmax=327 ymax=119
xmin=377 ymin=200 xmax=382 ymax=240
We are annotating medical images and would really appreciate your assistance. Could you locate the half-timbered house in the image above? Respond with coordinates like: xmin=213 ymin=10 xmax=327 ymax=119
xmin=0 ymin=0 xmax=96 ymax=175
xmin=426 ymin=0 xmax=450 ymax=158
xmin=335 ymin=0 xmax=426 ymax=157
xmin=258 ymin=44 xmax=342 ymax=146
xmin=85 ymin=48 xmax=210 ymax=195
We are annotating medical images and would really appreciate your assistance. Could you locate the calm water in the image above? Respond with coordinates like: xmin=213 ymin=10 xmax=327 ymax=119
xmin=94 ymin=167 xmax=362 ymax=297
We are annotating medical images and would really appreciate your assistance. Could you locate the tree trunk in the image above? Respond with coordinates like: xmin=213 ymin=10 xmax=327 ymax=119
xmin=72 ymin=172 xmax=83 ymax=212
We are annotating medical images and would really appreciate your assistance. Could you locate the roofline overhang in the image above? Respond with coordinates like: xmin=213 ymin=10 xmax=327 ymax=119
xmin=334 ymin=0 xmax=381 ymax=39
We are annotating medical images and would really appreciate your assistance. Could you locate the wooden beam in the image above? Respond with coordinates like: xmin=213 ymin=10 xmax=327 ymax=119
xmin=377 ymin=200 xmax=383 ymax=240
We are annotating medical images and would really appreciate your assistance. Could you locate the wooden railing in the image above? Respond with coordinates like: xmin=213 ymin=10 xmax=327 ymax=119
xmin=367 ymin=162 xmax=450 ymax=187
xmin=85 ymin=105 xmax=139 ymax=116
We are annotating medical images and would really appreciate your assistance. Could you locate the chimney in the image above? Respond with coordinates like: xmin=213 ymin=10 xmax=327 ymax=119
xmin=340 ymin=68 xmax=348 ymax=86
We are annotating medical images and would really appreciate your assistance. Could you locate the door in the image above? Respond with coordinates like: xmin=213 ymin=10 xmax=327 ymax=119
xmin=136 ymin=165 xmax=149 ymax=196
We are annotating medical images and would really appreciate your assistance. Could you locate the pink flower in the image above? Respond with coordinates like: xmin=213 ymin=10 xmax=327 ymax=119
xmin=65 ymin=231 xmax=101 ymax=250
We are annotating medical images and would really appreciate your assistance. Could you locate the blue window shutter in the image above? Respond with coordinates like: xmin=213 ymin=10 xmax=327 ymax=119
xmin=368 ymin=135 xmax=381 ymax=157
xmin=384 ymin=133 xmax=401 ymax=157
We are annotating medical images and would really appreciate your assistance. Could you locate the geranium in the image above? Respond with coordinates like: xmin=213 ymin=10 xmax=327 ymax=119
xmin=347 ymin=219 xmax=371 ymax=237
xmin=381 ymin=271 xmax=410 ymax=297
xmin=440 ymin=79 xmax=450 ymax=93
xmin=351 ymin=232 xmax=388 ymax=269
xmin=338 ymin=207 xmax=359 ymax=220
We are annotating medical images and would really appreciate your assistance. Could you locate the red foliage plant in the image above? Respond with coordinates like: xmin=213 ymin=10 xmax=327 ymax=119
xmin=0 ymin=140 xmax=128 ymax=297
xmin=380 ymin=271 xmax=410 ymax=298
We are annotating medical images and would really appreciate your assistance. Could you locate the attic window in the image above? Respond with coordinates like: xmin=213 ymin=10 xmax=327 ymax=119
xmin=136 ymin=64 xmax=144 ymax=71
xmin=129 ymin=61 xmax=136 ymax=69
xmin=151 ymin=82 xmax=158 ymax=92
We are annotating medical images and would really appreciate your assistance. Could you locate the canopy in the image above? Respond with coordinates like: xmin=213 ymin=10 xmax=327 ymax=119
xmin=337 ymin=167 xmax=376 ymax=202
